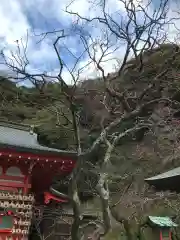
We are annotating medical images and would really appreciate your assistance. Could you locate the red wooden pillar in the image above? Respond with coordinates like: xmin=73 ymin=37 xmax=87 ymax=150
xmin=169 ymin=230 xmax=172 ymax=240
xmin=160 ymin=230 xmax=163 ymax=240
xmin=23 ymin=176 xmax=29 ymax=195
xmin=160 ymin=229 xmax=172 ymax=240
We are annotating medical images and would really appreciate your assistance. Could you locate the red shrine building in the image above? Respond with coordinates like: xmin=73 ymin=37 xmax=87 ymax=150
xmin=0 ymin=121 xmax=77 ymax=240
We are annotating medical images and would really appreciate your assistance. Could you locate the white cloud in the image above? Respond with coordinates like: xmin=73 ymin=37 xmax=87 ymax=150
xmin=0 ymin=0 xmax=29 ymax=46
xmin=0 ymin=0 xmax=180 ymax=85
xmin=28 ymin=38 xmax=56 ymax=69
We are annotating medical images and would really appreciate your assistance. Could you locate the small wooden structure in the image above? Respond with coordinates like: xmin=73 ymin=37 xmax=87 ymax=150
xmin=148 ymin=216 xmax=177 ymax=240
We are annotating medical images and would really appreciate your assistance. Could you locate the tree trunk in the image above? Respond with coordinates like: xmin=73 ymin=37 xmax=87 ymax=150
xmin=96 ymin=173 xmax=112 ymax=235
xmin=70 ymin=177 xmax=82 ymax=240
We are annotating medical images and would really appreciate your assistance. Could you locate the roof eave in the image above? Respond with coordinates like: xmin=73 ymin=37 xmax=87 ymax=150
xmin=148 ymin=216 xmax=178 ymax=227
xmin=0 ymin=143 xmax=78 ymax=160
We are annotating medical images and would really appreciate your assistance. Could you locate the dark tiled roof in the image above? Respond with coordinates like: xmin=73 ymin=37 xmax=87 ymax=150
xmin=145 ymin=167 xmax=180 ymax=181
xmin=145 ymin=167 xmax=180 ymax=192
xmin=0 ymin=121 xmax=77 ymax=157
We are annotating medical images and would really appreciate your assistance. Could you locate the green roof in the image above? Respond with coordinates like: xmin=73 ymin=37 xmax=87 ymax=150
xmin=149 ymin=216 xmax=178 ymax=227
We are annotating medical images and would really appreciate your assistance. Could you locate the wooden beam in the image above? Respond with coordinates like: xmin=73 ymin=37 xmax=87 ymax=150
xmin=0 ymin=181 xmax=31 ymax=189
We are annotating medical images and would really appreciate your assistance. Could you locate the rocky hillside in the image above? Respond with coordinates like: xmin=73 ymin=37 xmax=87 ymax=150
xmin=1 ymin=43 xmax=180 ymax=175
xmin=1 ymin=44 xmax=180 ymax=228
xmin=1 ymin=43 xmax=180 ymax=149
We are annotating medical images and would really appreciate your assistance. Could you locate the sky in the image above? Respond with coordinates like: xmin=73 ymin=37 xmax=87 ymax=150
xmin=0 ymin=0 xmax=179 ymax=85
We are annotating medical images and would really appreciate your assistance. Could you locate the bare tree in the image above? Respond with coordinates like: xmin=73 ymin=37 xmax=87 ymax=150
xmin=64 ymin=0 xmax=180 ymax=238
